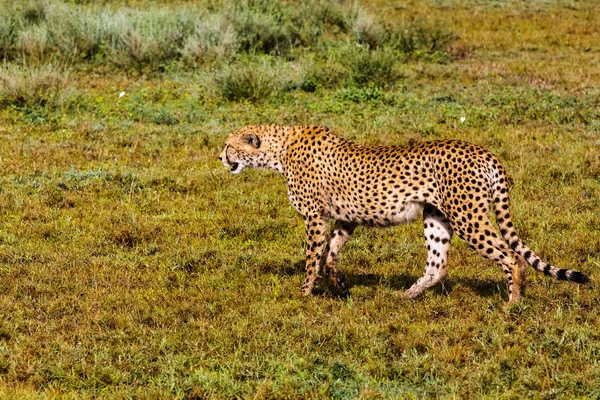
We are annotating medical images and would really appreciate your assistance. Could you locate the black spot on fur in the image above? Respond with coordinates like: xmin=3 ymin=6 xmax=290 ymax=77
xmin=542 ymin=265 xmax=551 ymax=276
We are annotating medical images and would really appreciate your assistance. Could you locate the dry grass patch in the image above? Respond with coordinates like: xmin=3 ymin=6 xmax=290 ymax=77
xmin=0 ymin=64 xmax=73 ymax=109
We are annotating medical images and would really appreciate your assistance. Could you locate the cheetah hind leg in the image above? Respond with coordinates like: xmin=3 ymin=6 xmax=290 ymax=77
xmin=455 ymin=219 xmax=525 ymax=304
xmin=322 ymin=221 xmax=356 ymax=294
xmin=403 ymin=204 xmax=453 ymax=299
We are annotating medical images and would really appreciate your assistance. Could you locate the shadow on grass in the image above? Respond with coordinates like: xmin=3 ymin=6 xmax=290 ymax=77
xmin=347 ymin=272 xmax=415 ymax=290
xmin=346 ymin=273 xmax=503 ymax=299
xmin=256 ymin=259 xmax=305 ymax=276
xmin=452 ymin=277 xmax=504 ymax=298
xmin=257 ymin=259 xmax=504 ymax=299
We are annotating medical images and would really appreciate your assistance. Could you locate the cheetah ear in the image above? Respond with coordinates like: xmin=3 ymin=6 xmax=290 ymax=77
xmin=246 ymin=132 xmax=261 ymax=148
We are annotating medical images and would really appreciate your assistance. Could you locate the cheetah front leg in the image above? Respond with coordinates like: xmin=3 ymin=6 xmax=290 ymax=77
xmin=322 ymin=221 xmax=356 ymax=294
xmin=403 ymin=204 xmax=453 ymax=299
xmin=300 ymin=214 xmax=329 ymax=296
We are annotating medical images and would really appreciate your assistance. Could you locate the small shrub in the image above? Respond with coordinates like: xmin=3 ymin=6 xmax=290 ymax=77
xmin=298 ymin=58 xmax=348 ymax=91
xmin=108 ymin=8 xmax=195 ymax=71
xmin=351 ymin=8 xmax=387 ymax=49
xmin=230 ymin=10 xmax=288 ymax=54
xmin=298 ymin=78 xmax=318 ymax=93
xmin=151 ymin=106 xmax=179 ymax=126
xmin=335 ymin=86 xmax=383 ymax=104
xmin=341 ymin=46 xmax=400 ymax=87
xmin=215 ymin=60 xmax=280 ymax=102
xmin=390 ymin=22 xmax=458 ymax=62
xmin=182 ymin=14 xmax=238 ymax=65
xmin=309 ymin=0 xmax=355 ymax=33
xmin=0 ymin=17 xmax=13 ymax=59
xmin=52 ymin=9 xmax=103 ymax=62
xmin=0 ymin=64 xmax=72 ymax=109
xmin=18 ymin=26 xmax=48 ymax=60
xmin=226 ymin=0 xmax=342 ymax=53
xmin=19 ymin=0 xmax=48 ymax=26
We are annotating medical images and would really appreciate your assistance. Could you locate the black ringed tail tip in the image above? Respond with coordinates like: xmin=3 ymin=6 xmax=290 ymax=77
xmin=568 ymin=270 xmax=590 ymax=285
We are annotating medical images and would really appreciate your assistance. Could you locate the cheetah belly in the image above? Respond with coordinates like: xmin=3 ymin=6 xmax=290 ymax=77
xmin=328 ymin=198 xmax=423 ymax=227
xmin=388 ymin=201 xmax=423 ymax=225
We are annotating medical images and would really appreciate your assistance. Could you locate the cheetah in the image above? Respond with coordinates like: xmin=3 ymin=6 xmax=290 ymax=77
xmin=219 ymin=124 xmax=589 ymax=303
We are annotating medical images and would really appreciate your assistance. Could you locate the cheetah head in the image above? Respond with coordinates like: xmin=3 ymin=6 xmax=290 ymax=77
xmin=219 ymin=125 xmax=287 ymax=174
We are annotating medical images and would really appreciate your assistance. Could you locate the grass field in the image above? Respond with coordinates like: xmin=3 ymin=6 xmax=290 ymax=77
xmin=0 ymin=0 xmax=599 ymax=398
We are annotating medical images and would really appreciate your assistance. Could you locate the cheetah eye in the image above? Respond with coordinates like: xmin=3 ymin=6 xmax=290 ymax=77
xmin=245 ymin=133 xmax=261 ymax=149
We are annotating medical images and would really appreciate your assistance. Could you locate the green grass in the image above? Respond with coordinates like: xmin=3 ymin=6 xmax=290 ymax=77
xmin=0 ymin=0 xmax=599 ymax=398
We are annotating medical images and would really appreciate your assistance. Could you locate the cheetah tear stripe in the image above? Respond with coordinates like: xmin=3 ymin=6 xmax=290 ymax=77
xmin=221 ymin=124 xmax=591 ymax=304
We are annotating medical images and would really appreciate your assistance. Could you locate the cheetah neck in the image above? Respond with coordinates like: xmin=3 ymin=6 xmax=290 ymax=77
xmin=274 ymin=125 xmax=298 ymax=174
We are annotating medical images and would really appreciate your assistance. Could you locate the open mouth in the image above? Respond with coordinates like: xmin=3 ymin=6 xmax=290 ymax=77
xmin=229 ymin=162 xmax=244 ymax=174
xmin=222 ymin=145 xmax=244 ymax=174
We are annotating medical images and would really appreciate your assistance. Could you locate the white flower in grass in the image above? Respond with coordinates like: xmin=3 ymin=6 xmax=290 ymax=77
xmin=119 ymin=91 xmax=126 ymax=98
xmin=460 ymin=116 xmax=466 ymax=123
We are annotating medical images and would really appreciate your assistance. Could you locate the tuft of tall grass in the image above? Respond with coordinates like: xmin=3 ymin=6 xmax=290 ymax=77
xmin=18 ymin=0 xmax=48 ymax=26
xmin=296 ymin=42 xmax=405 ymax=92
xmin=18 ymin=25 xmax=48 ymax=60
xmin=340 ymin=46 xmax=401 ymax=87
xmin=215 ymin=59 xmax=282 ymax=102
xmin=296 ymin=56 xmax=349 ymax=91
xmin=181 ymin=14 xmax=238 ymax=66
xmin=390 ymin=22 xmax=458 ymax=62
xmin=108 ymin=8 xmax=195 ymax=71
xmin=0 ymin=63 xmax=72 ymax=109
xmin=229 ymin=5 xmax=297 ymax=55
xmin=351 ymin=7 xmax=388 ymax=49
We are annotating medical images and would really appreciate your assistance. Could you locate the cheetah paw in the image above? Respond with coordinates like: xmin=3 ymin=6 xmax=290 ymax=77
xmin=401 ymin=286 xmax=424 ymax=299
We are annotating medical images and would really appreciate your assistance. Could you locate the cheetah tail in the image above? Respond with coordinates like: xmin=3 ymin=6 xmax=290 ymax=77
xmin=489 ymin=165 xmax=590 ymax=285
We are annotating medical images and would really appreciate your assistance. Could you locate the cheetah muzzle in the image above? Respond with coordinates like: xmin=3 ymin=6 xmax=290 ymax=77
xmin=220 ymin=124 xmax=590 ymax=304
